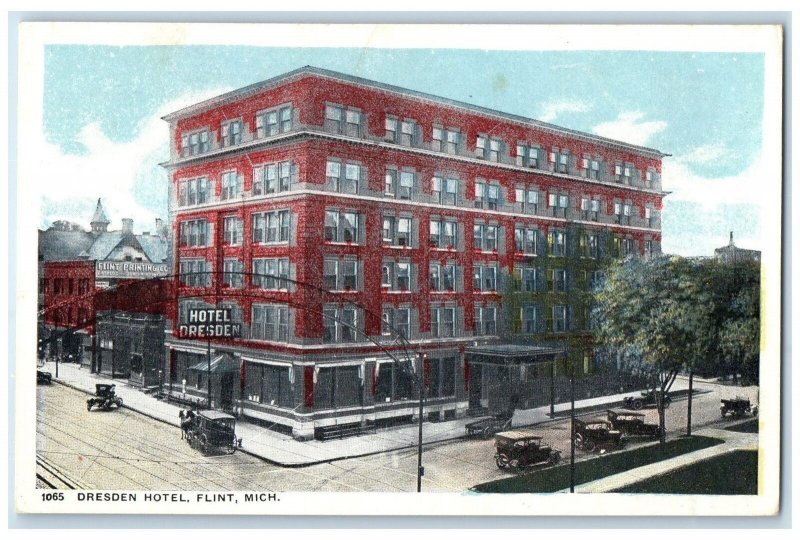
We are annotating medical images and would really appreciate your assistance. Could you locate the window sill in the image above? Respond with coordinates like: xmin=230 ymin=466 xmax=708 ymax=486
xmin=326 ymin=241 xmax=361 ymax=246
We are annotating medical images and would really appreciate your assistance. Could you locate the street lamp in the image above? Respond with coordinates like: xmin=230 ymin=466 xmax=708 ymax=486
xmin=416 ymin=351 xmax=427 ymax=492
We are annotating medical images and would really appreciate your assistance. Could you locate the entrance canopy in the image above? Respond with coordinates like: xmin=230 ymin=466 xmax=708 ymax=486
xmin=187 ymin=353 xmax=239 ymax=374
xmin=465 ymin=344 xmax=563 ymax=366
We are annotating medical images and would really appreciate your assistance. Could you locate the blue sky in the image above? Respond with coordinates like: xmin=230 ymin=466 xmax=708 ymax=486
xmin=38 ymin=45 xmax=765 ymax=255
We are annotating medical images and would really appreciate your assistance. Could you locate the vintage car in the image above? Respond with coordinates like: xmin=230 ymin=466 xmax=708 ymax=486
xmin=606 ymin=409 xmax=662 ymax=439
xmin=185 ymin=410 xmax=242 ymax=454
xmin=36 ymin=370 xmax=52 ymax=385
xmin=466 ymin=413 xmax=513 ymax=439
xmin=573 ymin=418 xmax=625 ymax=452
xmin=494 ymin=430 xmax=560 ymax=470
xmin=721 ymin=397 xmax=758 ymax=418
xmin=86 ymin=383 xmax=123 ymax=411
xmin=622 ymin=390 xmax=672 ymax=410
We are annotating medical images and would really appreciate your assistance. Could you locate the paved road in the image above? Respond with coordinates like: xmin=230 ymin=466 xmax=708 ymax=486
xmin=36 ymin=379 xmax=758 ymax=492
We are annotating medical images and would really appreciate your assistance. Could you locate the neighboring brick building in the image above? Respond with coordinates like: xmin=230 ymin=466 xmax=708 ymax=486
xmin=161 ymin=66 xmax=666 ymax=439
xmin=38 ymin=200 xmax=170 ymax=388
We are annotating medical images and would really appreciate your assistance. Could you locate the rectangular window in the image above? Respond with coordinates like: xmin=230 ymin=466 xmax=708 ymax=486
xmin=253 ymin=161 xmax=293 ymax=195
xmin=645 ymin=240 xmax=653 ymax=254
xmin=515 ymin=227 xmax=538 ymax=255
xmin=382 ymin=308 xmax=411 ymax=338
xmin=487 ymin=185 xmax=500 ymax=209
xmin=517 ymin=144 xmax=540 ymax=168
xmin=473 ymin=265 xmax=497 ymax=292
xmin=252 ymin=304 xmax=289 ymax=342
xmin=476 ymin=135 xmax=487 ymax=159
xmin=382 ymin=261 xmax=411 ymax=291
xmin=474 ymin=306 xmax=497 ymax=336
xmin=429 ymin=219 xmax=457 ymax=248
xmin=399 ymin=171 xmax=414 ymax=200
xmin=252 ymin=258 xmax=289 ymax=290
xmin=324 ymin=210 xmax=360 ymax=244
xmin=523 ymin=304 xmax=538 ymax=333
xmin=343 ymin=163 xmax=361 ymax=194
xmin=473 ymin=224 xmax=498 ymax=251
xmin=432 ymin=176 xmax=458 ymax=205
xmin=256 ymin=105 xmax=292 ymax=138
xmin=178 ymin=177 xmax=209 ymax=206
xmin=223 ymin=216 xmax=242 ymax=246
xmin=383 ymin=216 xmax=412 ymax=247
xmin=521 ymin=267 xmax=538 ymax=292
xmin=549 ymin=230 xmax=566 ymax=257
xmin=397 ymin=217 xmax=411 ymax=246
xmin=221 ymin=171 xmax=239 ymax=200
xmin=325 ymin=104 xmax=343 ymax=133
xmin=345 ymin=109 xmax=361 ymax=137
xmin=221 ymin=120 xmax=242 ymax=147
xmin=474 ymin=181 xmax=486 ymax=208
xmin=322 ymin=306 xmax=359 ymax=343
xmin=549 ymin=268 xmax=567 ymax=292
xmin=179 ymin=220 xmax=208 ymax=247
xmin=430 ymin=307 xmax=456 ymax=338
xmin=222 ymin=259 xmax=243 ymax=288
xmin=324 ymin=259 xmax=359 ymax=291
xmin=400 ymin=120 xmax=416 ymax=146
xmin=182 ymin=130 xmax=210 ymax=156
xmin=252 ymin=210 xmax=290 ymax=244
xmin=385 ymin=117 xmax=397 ymax=141
xmin=553 ymin=305 xmax=568 ymax=332
xmin=178 ymin=259 xmax=208 ymax=287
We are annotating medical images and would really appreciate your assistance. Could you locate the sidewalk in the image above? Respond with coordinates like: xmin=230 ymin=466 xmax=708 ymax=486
xmin=562 ymin=426 xmax=759 ymax=493
xmin=44 ymin=361 xmax=703 ymax=467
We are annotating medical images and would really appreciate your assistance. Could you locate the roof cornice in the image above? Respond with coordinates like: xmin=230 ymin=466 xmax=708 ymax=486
xmin=161 ymin=66 xmax=669 ymax=159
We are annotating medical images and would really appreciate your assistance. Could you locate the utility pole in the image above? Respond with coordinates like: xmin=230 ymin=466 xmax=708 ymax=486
xmin=686 ymin=369 xmax=693 ymax=436
xmin=417 ymin=351 xmax=426 ymax=493
xmin=570 ymin=361 xmax=576 ymax=493
xmin=207 ymin=336 xmax=212 ymax=409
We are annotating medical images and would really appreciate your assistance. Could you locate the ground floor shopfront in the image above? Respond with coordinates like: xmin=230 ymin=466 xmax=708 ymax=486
xmin=162 ymin=337 xmax=595 ymax=440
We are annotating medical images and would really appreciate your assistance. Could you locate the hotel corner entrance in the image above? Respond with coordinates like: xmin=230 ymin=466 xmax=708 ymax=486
xmin=465 ymin=344 xmax=563 ymax=414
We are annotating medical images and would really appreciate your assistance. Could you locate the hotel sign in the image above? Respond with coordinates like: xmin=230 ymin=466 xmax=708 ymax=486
xmin=95 ymin=261 xmax=169 ymax=279
xmin=178 ymin=308 xmax=242 ymax=339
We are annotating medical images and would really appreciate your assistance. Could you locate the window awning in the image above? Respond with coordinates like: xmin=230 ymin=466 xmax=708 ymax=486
xmin=465 ymin=344 xmax=564 ymax=365
xmin=187 ymin=353 xmax=240 ymax=374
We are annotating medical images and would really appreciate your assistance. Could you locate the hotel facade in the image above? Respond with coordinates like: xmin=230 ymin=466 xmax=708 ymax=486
xmin=161 ymin=66 xmax=666 ymax=440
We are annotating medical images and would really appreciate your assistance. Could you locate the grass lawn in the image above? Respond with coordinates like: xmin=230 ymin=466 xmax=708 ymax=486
xmin=725 ymin=419 xmax=759 ymax=433
xmin=471 ymin=436 xmax=723 ymax=493
xmin=613 ymin=450 xmax=758 ymax=494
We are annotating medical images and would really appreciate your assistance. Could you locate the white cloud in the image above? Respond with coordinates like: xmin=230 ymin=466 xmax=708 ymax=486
xmin=591 ymin=111 xmax=667 ymax=147
xmin=34 ymin=88 xmax=231 ymax=232
xmin=538 ymin=100 xmax=591 ymax=123
xmin=680 ymin=142 xmax=732 ymax=164
xmin=659 ymin=149 xmax=769 ymax=256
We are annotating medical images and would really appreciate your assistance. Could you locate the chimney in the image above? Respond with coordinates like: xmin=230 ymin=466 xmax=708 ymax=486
xmin=155 ymin=218 xmax=165 ymax=236
xmin=730 ymin=231 xmax=734 ymax=246
xmin=122 ymin=218 xmax=134 ymax=234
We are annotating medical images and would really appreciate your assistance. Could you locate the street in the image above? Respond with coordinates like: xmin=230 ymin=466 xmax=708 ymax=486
xmin=36 ymin=379 xmax=759 ymax=492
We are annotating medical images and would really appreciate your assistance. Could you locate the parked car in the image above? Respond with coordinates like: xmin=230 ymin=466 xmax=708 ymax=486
xmin=36 ymin=370 xmax=52 ymax=385
xmin=185 ymin=410 xmax=242 ymax=454
xmin=721 ymin=398 xmax=758 ymax=418
xmin=494 ymin=430 xmax=560 ymax=470
xmin=466 ymin=413 xmax=513 ymax=439
xmin=623 ymin=390 xmax=671 ymax=410
xmin=573 ymin=418 xmax=625 ymax=452
xmin=86 ymin=384 xmax=123 ymax=411
xmin=606 ymin=409 xmax=662 ymax=439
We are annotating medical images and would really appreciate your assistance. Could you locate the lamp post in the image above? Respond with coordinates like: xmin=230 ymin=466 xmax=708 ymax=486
xmin=416 ymin=351 xmax=427 ymax=493
xmin=570 ymin=362 xmax=576 ymax=493
xmin=158 ymin=369 xmax=164 ymax=398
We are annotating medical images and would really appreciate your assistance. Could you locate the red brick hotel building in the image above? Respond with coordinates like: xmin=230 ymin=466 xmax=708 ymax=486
xmin=161 ymin=66 xmax=666 ymax=439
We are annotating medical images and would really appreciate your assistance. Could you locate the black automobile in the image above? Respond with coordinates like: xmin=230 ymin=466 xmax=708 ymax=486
xmin=185 ymin=410 xmax=242 ymax=454
xmin=36 ymin=370 xmax=53 ymax=385
xmin=606 ymin=409 xmax=662 ymax=439
xmin=466 ymin=413 xmax=513 ymax=439
xmin=721 ymin=398 xmax=758 ymax=418
xmin=86 ymin=383 xmax=123 ymax=411
xmin=573 ymin=418 xmax=625 ymax=452
xmin=494 ymin=430 xmax=561 ymax=470
xmin=623 ymin=390 xmax=671 ymax=411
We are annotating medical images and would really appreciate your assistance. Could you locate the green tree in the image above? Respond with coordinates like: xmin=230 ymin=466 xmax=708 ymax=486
xmin=592 ymin=255 xmax=714 ymax=443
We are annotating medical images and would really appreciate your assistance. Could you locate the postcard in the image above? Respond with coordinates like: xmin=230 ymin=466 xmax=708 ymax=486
xmin=14 ymin=22 xmax=782 ymax=516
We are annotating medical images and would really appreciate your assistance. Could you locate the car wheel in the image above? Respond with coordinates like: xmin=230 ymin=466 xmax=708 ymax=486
xmin=116 ymin=398 xmax=123 ymax=408
xmin=663 ymin=397 xmax=671 ymax=409
xmin=495 ymin=453 xmax=510 ymax=469
xmin=583 ymin=440 xmax=596 ymax=452
xmin=482 ymin=427 xmax=492 ymax=439
xmin=199 ymin=434 xmax=209 ymax=452
xmin=720 ymin=408 xmax=726 ymax=418
xmin=86 ymin=401 xmax=92 ymax=412
xmin=549 ymin=451 xmax=561 ymax=466
xmin=574 ymin=434 xmax=584 ymax=450
xmin=509 ymin=459 xmax=520 ymax=471
xmin=752 ymin=406 xmax=759 ymax=417
xmin=632 ymin=400 xmax=643 ymax=410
